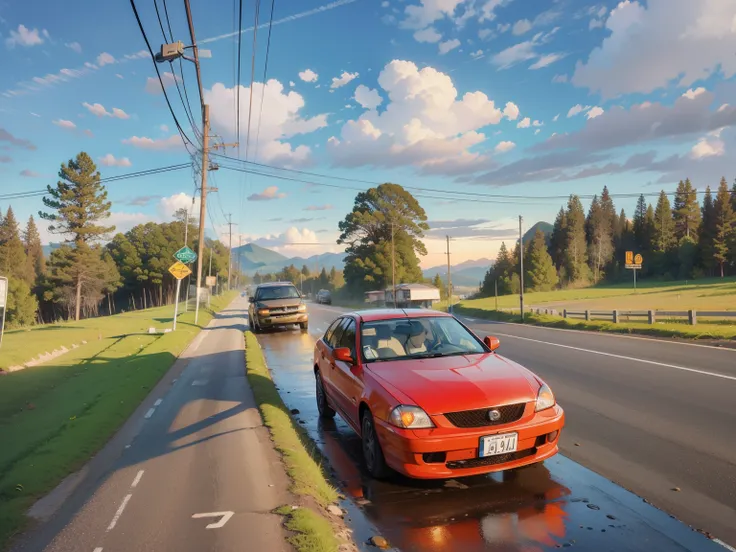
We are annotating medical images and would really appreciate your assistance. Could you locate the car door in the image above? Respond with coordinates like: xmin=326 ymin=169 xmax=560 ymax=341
xmin=330 ymin=318 xmax=363 ymax=428
xmin=318 ymin=318 xmax=346 ymax=398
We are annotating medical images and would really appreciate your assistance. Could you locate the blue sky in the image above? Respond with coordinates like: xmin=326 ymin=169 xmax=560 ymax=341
xmin=2 ymin=0 xmax=736 ymax=267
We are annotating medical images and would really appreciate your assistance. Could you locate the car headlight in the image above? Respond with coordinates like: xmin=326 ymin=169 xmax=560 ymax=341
xmin=257 ymin=308 xmax=270 ymax=316
xmin=389 ymin=405 xmax=434 ymax=429
xmin=297 ymin=304 xmax=307 ymax=312
xmin=535 ymin=383 xmax=555 ymax=412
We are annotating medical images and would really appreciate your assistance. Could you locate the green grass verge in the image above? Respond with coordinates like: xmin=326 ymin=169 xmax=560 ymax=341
xmin=245 ymin=332 xmax=339 ymax=552
xmin=452 ymin=305 xmax=736 ymax=340
xmin=0 ymin=292 xmax=236 ymax=549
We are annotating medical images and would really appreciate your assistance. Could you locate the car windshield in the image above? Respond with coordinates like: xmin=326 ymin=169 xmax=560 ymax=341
xmin=256 ymin=286 xmax=300 ymax=301
xmin=360 ymin=316 xmax=486 ymax=362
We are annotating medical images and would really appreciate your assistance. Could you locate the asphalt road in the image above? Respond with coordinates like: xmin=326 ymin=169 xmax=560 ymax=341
xmin=13 ymin=296 xmax=294 ymax=552
xmin=255 ymin=302 xmax=735 ymax=551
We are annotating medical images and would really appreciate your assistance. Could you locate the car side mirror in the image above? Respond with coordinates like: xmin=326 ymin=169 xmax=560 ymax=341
xmin=248 ymin=296 xmax=255 ymax=303
xmin=484 ymin=336 xmax=500 ymax=352
xmin=333 ymin=347 xmax=354 ymax=364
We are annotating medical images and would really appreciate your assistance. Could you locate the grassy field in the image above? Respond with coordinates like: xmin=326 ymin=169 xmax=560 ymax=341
xmin=447 ymin=277 xmax=736 ymax=340
xmin=245 ymin=332 xmax=340 ymax=552
xmin=0 ymin=292 xmax=236 ymax=548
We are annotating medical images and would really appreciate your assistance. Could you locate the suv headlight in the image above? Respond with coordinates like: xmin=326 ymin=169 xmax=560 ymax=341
xmin=297 ymin=303 xmax=307 ymax=312
xmin=389 ymin=405 xmax=434 ymax=429
xmin=535 ymin=383 xmax=555 ymax=412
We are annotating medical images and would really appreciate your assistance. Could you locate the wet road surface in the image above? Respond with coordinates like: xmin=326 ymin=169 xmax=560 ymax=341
xmin=254 ymin=303 xmax=733 ymax=552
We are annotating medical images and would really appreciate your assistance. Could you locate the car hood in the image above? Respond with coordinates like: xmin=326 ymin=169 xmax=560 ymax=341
xmin=367 ymin=353 xmax=540 ymax=415
xmin=256 ymin=298 xmax=302 ymax=308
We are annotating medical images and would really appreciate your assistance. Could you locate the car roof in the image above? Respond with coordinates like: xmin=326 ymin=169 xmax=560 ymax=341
xmin=256 ymin=281 xmax=297 ymax=288
xmin=346 ymin=308 xmax=452 ymax=322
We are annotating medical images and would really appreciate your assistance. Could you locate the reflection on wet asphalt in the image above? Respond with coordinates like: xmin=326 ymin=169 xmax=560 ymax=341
xmin=254 ymin=307 xmax=724 ymax=552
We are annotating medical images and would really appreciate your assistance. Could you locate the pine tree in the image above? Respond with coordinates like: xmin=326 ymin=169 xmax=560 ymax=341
xmin=632 ymin=194 xmax=650 ymax=251
xmin=645 ymin=204 xmax=656 ymax=250
xmin=0 ymin=207 xmax=29 ymax=282
xmin=713 ymin=177 xmax=735 ymax=277
xmin=653 ymin=191 xmax=676 ymax=252
xmin=673 ymin=178 xmax=700 ymax=242
xmin=549 ymin=207 xmax=567 ymax=269
xmin=698 ymin=186 xmax=716 ymax=275
xmin=600 ymin=186 xmax=617 ymax=236
xmin=23 ymin=215 xmax=45 ymax=282
xmin=563 ymin=195 xmax=589 ymax=283
xmin=586 ymin=194 xmax=614 ymax=282
xmin=525 ymin=229 xmax=558 ymax=291
xmin=432 ymin=273 xmax=447 ymax=300
xmin=40 ymin=152 xmax=115 ymax=320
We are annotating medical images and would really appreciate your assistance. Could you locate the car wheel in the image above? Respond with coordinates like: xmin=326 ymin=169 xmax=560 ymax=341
xmin=361 ymin=410 xmax=391 ymax=479
xmin=300 ymin=321 xmax=308 ymax=331
xmin=251 ymin=318 xmax=260 ymax=333
xmin=315 ymin=371 xmax=336 ymax=419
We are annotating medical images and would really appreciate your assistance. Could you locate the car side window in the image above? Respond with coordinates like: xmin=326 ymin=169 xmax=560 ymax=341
xmin=330 ymin=318 xmax=352 ymax=349
xmin=337 ymin=319 xmax=356 ymax=358
xmin=324 ymin=318 xmax=342 ymax=345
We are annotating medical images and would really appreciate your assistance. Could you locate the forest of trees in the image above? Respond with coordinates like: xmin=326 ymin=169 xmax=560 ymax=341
xmin=0 ymin=152 xmax=240 ymax=328
xmin=481 ymin=179 xmax=736 ymax=297
xmin=251 ymin=263 xmax=345 ymax=296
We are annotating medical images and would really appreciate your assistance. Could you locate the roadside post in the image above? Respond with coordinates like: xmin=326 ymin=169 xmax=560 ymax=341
xmin=0 ymin=276 xmax=7 ymax=349
xmin=206 ymin=275 xmax=216 ymax=307
xmin=170 ymin=246 xmax=197 ymax=331
xmin=625 ymin=251 xmax=643 ymax=290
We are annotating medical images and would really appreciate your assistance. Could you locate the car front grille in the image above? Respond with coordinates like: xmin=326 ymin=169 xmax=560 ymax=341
xmin=444 ymin=403 xmax=526 ymax=428
xmin=445 ymin=448 xmax=535 ymax=470
xmin=267 ymin=306 xmax=301 ymax=317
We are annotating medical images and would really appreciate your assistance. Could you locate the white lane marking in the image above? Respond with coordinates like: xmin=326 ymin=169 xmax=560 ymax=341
xmin=464 ymin=317 xmax=478 ymax=322
xmin=107 ymin=494 xmax=132 ymax=531
xmin=492 ymin=332 xmax=736 ymax=382
xmin=191 ymin=511 xmax=234 ymax=529
xmin=714 ymin=538 xmax=736 ymax=552
xmin=191 ymin=379 xmax=209 ymax=386
xmin=462 ymin=316 xmax=736 ymax=353
xmin=93 ymin=548 xmax=103 ymax=552
xmin=154 ymin=399 xmax=162 ymax=407
xmin=131 ymin=470 xmax=144 ymax=488
xmin=144 ymin=408 xmax=156 ymax=419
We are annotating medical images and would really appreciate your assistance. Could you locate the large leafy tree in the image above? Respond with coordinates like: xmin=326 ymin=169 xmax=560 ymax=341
xmin=525 ymin=229 xmax=558 ymax=292
xmin=713 ymin=177 xmax=735 ymax=277
xmin=673 ymin=179 xmax=700 ymax=241
xmin=39 ymin=152 xmax=114 ymax=320
xmin=338 ymin=183 xmax=429 ymax=295
xmin=0 ymin=207 xmax=37 ymax=326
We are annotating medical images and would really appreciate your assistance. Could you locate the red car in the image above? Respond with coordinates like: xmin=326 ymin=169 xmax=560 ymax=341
xmin=313 ymin=309 xmax=564 ymax=479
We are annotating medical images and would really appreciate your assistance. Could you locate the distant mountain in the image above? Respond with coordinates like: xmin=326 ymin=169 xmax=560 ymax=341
xmin=423 ymin=260 xmax=492 ymax=289
xmin=42 ymin=243 xmax=63 ymax=257
xmin=232 ymin=243 xmax=346 ymax=275
xmin=523 ymin=221 xmax=553 ymax=245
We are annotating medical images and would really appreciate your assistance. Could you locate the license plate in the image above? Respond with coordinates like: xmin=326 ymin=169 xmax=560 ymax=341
xmin=479 ymin=433 xmax=518 ymax=457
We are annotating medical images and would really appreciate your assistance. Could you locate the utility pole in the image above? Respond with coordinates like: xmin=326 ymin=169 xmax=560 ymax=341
xmin=495 ymin=278 xmax=498 ymax=311
xmin=446 ymin=235 xmax=452 ymax=314
xmin=237 ymin=235 xmax=242 ymax=289
xmin=194 ymin=104 xmax=209 ymax=325
xmin=519 ymin=215 xmax=525 ymax=322
xmin=391 ymin=221 xmax=397 ymax=308
xmin=226 ymin=214 xmax=235 ymax=290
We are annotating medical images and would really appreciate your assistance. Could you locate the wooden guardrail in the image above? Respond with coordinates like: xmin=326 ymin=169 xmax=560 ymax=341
xmin=560 ymin=309 xmax=736 ymax=325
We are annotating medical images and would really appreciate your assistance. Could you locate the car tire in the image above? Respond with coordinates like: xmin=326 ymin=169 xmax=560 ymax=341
xmin=361 ymin=410 xmax=391 ymax=479
xmin=251 ymin=318 xmax=260 ymax=333
xmin=315 ymin=371 xmax=336 ymax=419
xmin=300 ymin=321 xmax=308 ymax=331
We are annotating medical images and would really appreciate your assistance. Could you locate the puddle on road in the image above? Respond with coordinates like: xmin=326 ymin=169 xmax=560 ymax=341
xmin=256 ymin=328 xmax=724 ymax=552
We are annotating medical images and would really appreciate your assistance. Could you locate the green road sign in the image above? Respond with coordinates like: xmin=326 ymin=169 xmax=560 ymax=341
xmin=174 ymin=246 xmax=197 ymax=264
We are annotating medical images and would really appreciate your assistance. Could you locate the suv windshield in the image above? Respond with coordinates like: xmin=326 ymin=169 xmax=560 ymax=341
xmin=256 ymin=285 xmax=301 ymax=301
xmin=360 ymin=316 xmax=486 ymax=362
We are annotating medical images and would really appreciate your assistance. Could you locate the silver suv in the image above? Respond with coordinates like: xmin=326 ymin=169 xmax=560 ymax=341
xmin=248 ymin=282 xmax=308 ymax=332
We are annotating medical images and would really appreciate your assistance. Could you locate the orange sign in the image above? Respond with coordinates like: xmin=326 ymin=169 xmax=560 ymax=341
xmin=634 ymin=253 xmax=643 ymax=264
xmin=625 ymin=251 xmax=633 ymax=265
xmin=168 ymin=261 xmax=192 ymax=280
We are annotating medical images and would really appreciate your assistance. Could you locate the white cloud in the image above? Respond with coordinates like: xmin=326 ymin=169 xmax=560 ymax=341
xmin=479 ymin=0 xmax=511 ymax=23
xmin=158 ymin=193 xmax=200 ymax=220
xmin=512 ymin=18 xmax=532 ymax=35
xmin=414 ymin=26 xmax=442 ymax=43
xmin=65 ymin=42 xmax=82 ymax=53
xmin=298 ymin=69 xmax=318 ymax=82
xmin=53 ymin=119 xmax=76 ymax=130
xmin=123 ymin=50 xmax=149 ymax=60
xmin=690 ymin=135 xmax=724 ymax=159
xmin=354 ymin=84 xmax=382 ymax=110
xmin=534 ymin=128 xmax=541 ymax=135
xmin=82 ymin=102 xmax=130 ymax=119
xmin=682 ymin=87 xmax=707 ymax=100
xmin=331 ymin=71 xmax=359 ymax=88
xmin=497 ymin=22 xmax=510 ymax=33
xmin=243 ymin=227 xmax=339 ymax=256
xmin=111 ymin=108 xmax=129 ymax=119
xmin=30 ymin=112 xmax=40 ymax=117
xmin=20 ymin=169 xmax=42 ymax=177
xmin=586 ymin=106 xmax=604 ymax=119
xmin=328 ymin=60 xmax=519 ymax=176
xmin=470 ymin=49 xmax=484 ymax=59
xmin=532 ymin=120 xmax=543 ymax=127
xmin=304 ymin=204 xmax=334 ymax=211
xmin=205 ymin=79 xmax=327 ymax=166
xmin=529 ymin=52 xmax=564 ymax=70
xmin=589 ymin=18 xmax=604 ymax=29
xmin=478 ymin=28 xmax=493 ymax=40
xmin=5 ymin=24 xmax=45 ymax=48
xmin=401 ymin=0 xmax=465 ymax=30
xmin=122 ymin=135 xmax=184 ymax=151
xmin=115 ymin=74 xmax=124 ymax=79
xmin=99 ymin=154 xmax=132 ymax=167
xmin=96 ymin=52 xmax=115 ymax=66
xmin=491 ymin=27 xmax=560 ymax=69
xmin=567 ymin=104 xmax=591 ymax=117
xmin=552 ymin=114 xmax=559 ymax=122
xmin=159 ymin=124 xmax=169 ymax=132
xmin=503 ymin=101 xmax=519 ymax=121
xmin=439 ymin=38 xmax=461 ymax=54
xmin=516 ymin=117 xmax=530 ymax=128
xmin=85 ymin=62 xmax=98 ymax=70
xmin=552 ymin=73 xmax=568 ymax=83
xmin=382 ymin=0 xmax=389 ymax=6
xmin=495 ymin=140 xmax=515 ymax=153
xmin=248 ymin=186 xmax=287 ymax=201
xmin=145 ymin=71 xmax=180 ymax=94
xmin=572 ymin=0 xmax=736 ymax=99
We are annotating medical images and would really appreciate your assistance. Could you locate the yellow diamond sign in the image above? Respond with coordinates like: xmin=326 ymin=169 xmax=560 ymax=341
xmin=168 ymin=261 xmax=192 ymax=280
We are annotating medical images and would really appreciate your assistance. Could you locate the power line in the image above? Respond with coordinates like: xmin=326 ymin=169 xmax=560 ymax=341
xmin=244 ymin=0 xmax=262 ymax=163
xmin=129 ymin=0 xmax=196 ymax=148
xmin=235 ymin=0 xmax=244 ymax=154
xmin=0 ymin=163 xmax=191 ymax=201
xmin=253 ymin=0 xmax=276 ymax=162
